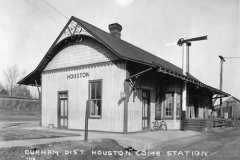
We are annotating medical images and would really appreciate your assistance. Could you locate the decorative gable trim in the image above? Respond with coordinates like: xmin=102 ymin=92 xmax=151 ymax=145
xmin=42 ymin=60 xmax=124 ymax=75
xmin=44 ymin=37 xmax=119 ymax=71
xmin=57 ymin=19 xmax=93 ymax=44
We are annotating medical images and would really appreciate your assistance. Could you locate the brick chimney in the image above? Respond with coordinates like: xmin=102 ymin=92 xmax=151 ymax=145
xmin=108 ymin=23 xmax=122 ymax=39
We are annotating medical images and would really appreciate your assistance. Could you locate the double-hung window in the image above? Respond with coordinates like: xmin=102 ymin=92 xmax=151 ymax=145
xmin=165 ymin=93 xmax=174 ymax=118
xmin=159 ymin=92 xmax=182 ymax=119
xmin=176 ymin=93 xmax=181 ymax=118
xmin=89 ymin=80 xmax=102 ymax=118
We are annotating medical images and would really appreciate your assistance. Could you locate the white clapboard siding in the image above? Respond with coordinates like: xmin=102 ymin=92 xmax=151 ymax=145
xmin=44 ymin=40 xmax=119 ymax=71
xmin=42 ymin=62 xmax=126 ymax=132
xmin=42 ymin=41 xmax=126 ymax=132
xmin=127 ymin=81 xmax=156 ymax=132
xmin=127 ymin=89 xmax=143 ymax=132
xmin=165 ymin=120 xmax=181 ymax=129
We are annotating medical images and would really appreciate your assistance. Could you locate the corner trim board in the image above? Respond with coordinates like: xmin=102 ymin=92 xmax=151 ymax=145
xmin=123 ymin=63 xmax=129 ymax=134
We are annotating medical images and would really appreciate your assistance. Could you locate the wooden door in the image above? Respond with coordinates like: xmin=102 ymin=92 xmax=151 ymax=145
xmin=58 ymin=92 xmax=68 ymax=129
xmin=142 ymin=90 xmax=150 ymax=130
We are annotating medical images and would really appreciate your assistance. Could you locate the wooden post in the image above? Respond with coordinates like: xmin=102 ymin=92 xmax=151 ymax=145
xmin=176 ymin=36 xmax=207 ymax=131
xmin=181 ymin=42 xmax=191 ymax=131
xmin=35 ymin=80 xmax=42 ymax=126
xmin=35 ymin=80 xmax=41 ymax=96
xmin=84 ymin=100 xmax=90 ymax=142
xmin=219 ymin=56 xmax=225 ymax=118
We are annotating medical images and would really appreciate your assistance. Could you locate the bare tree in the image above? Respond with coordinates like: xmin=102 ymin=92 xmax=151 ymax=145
xmin=3 ymin=64 xmax=31 ymax=97
xmin=3 ymin=64 xmax=29 ymax=96
xmin=3 ymin=64 xmax=20 ymax=96
xmin=0 ymin=82 xmax=8 ymax=96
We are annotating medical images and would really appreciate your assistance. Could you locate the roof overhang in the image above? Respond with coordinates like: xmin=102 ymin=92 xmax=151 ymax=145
xmin=156 ymin=66 xmax=230 ymax=97
xmin=17 ymin=16 xmax=231 ymax=98
xmin=18 ymin=34 xmax=97 ymax=86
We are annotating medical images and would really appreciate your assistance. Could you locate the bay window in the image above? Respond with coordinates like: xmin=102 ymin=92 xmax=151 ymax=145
xmin=164 ymin=93 xmax=174 ymax=118
xmin=156 ymin=92 xmax=182 ymax=119
xmin=176 ymin=93 xmax=181 ymax=118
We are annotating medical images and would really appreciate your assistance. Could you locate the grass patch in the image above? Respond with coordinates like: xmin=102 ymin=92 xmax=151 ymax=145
xmin=0 ymin=129 xmax=79 ymax=141
xmin=0 ymin=139 xmax=127 ymax=160
xmin=0 ymin=113 xmax=40 ymax=121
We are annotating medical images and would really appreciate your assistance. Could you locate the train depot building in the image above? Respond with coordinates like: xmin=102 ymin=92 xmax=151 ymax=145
xmin=19 ymin=16 xmax=229 ymax=133
xmin=215 ymin=96 xmax=240 ymax=122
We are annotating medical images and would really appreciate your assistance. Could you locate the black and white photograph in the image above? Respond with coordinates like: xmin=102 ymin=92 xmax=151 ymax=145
xmin=0 ymin=0 xmax=239 ymax=159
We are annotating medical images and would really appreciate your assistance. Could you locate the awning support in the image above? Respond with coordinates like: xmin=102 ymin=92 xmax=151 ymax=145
xmin=125 ymin=67 xmax=153 ymax=82
xmin=125 ymin=67 xmax=153 ymax=101
xmin=212 ymin=94 xmax=229 ymax=106
xmin=212 ymin=95 xmax=228 ymax=100
xmin=126 ymin=79 xmax=137 ymax=101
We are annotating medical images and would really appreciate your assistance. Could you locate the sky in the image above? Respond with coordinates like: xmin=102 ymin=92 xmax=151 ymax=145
xmin=0 ymin=0 xmax=239 ymax=100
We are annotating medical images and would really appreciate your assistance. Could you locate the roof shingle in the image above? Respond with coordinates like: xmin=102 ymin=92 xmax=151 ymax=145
xmin=18 ymin=16 xmax=229 ymax=97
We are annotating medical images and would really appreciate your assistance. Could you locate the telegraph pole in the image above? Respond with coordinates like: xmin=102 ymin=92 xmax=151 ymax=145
xmin=219 ymin=55 xmax=225 ymax=118
xmin=218 ymin=56 xmax=240 ymax=118
xmin=177 ymin=35 xmax=208 ymax=131
xmin=181 ymin=42 xmax=191 ymax=121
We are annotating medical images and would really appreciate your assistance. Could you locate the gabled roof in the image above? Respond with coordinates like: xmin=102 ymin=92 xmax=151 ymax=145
xmin=233 ymin=96 xmax=240 ymax=103
xmin=214 ymin=96 xmax=240 ymax=108
xmin=18 ymin=16 xmax=230 ymax=97
xmin=225 ymin=96 xmax=240 ymax=103
xmin=74 ymin=17 xmax=191 ymax=77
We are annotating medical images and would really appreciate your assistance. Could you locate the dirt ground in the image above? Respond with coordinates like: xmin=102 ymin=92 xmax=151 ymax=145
xmin=1 ymin=108 xmax=239 ymax=160
xmin=3 ymin=128 xmax=239 ymax=160
xmin=0 ymin=139 xmax=127 ymax=160
xmin=122 ymin=127 xmax=240 ymax=160
xmin=0 ymin=129 xmax=79 ymax=141
xmin=0 ymin=112 xmax=40 ymax=121
xmin=0 ymin=111 xmax=80 ymax=141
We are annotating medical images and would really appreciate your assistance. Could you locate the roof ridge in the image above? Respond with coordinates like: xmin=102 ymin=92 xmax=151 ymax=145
xmin=17 ymin=16 xmax=230 ymax=97
xmin=73 ymin=16 xmax=200 ymax=81
xmin=231 ymin=96 xmax=240 ymax=103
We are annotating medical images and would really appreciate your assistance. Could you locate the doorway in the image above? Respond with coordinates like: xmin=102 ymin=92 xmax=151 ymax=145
xmin=142 ymin=90 xmax=150 ymax=130
xmin=58 ymin=91 xmax=68 ymax=129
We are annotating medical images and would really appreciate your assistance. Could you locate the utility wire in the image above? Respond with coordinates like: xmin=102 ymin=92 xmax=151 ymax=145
xmin=41 ymin=0 xmax=69 ymax=20
xmin=223 ymin=57 xmax=240 ymax=59
xmin=25 ymin=0 xmax=65 ymax=26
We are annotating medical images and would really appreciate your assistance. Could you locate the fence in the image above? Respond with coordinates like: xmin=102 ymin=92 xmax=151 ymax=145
xmin=0 ymin=96 xmax=40 ymax=115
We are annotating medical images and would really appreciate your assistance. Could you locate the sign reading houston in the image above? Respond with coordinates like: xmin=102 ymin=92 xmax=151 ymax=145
xmin=67 ymin=72 xmax=89 ymax=79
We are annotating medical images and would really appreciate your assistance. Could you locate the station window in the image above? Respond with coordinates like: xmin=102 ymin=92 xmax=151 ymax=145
xmin=164 ymin=93 xmax=174 ymax=118
xmin=160 ymin=92 xmax=182 ymax=119
xmin=89 ymin=80 xmax=102 ymax=118
xmin=176 ymin=93 xmax=181 ymax=118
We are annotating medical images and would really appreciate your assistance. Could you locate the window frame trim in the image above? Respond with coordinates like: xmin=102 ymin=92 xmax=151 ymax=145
xmin=88 ymin=79 xmax=103 ymax=119
xmin=175 ymin=92 xmax=182 ymax=120
xmin=163 ymin=92 xmax=174 ymax=120
xmin=57 ymin=90 xmax=69 ymax=129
